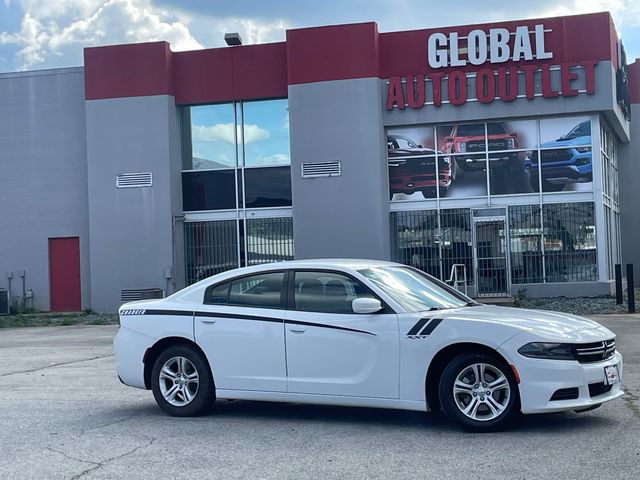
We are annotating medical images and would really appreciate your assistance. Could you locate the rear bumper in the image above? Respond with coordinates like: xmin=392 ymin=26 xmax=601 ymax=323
xmin=113 ymin=326 xmax=153 ymax=389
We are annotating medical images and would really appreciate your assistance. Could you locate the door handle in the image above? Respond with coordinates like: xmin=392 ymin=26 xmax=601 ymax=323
xmin=201 ymin=319 xmax=216 ymax=325
xmin=289 ymin=328 xmax=306 ymax=333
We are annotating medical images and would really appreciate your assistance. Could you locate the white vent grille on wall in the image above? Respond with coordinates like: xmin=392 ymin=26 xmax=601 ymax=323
xmin=116 ymin=172 xmax=153 ymax=188
xmin=121 ymin=288 xmax=164 ymax=302
xmin=301 ymin=161 xmax=341 ymax=178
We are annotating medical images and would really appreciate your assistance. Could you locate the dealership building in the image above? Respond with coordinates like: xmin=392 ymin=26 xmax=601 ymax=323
xmin=1 ymin=11 xmax=639 ymax=313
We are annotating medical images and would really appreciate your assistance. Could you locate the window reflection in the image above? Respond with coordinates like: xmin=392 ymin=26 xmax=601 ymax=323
xmin=184 ymin=104 xmax=236 ymax=170
xmin=243 ymin=99 xmax=290 ymax=167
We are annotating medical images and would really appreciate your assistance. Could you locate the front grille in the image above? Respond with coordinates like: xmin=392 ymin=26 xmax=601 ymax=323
xmin=575 ymin=339 xmax=615 ymax=363
xmin=532 ymin=149 xmax=572 ymax=164
xmin=550 ymin=387 xmax=579 ymax=401
xmin=465 ymin=141 xmax=485 ymax=152
xmin=588 ymin=383 xmax=613 ymax=397
xmin=487 ymin=140 xmax=507 ymax=150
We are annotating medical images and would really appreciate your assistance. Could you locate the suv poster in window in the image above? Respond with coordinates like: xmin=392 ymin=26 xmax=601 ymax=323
xmin=387 ymin=127 xmax=446 ymax=200
xmin=531 ymin=116 xmax=593 ymax=193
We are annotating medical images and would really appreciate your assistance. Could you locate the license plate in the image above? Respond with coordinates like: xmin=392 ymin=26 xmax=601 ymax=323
xmin=604 ymin=365 xmax=620 ymax=385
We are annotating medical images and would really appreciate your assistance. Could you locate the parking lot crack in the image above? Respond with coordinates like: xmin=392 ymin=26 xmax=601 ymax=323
xmin=47 ymin=437 xmax=156 ymax=480
xmin=0 ymin=355 xmax=114 ymax=377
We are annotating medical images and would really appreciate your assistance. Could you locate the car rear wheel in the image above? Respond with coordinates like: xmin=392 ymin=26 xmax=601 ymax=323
xmin=438 ymin=352 xmax=519 ymax=431
xmin=151 ymin=345 xmax=215 ymax=417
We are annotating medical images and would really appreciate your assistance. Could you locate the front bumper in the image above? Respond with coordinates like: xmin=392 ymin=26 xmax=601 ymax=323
xmin=511 ymin=351 xmax=623 ymax=414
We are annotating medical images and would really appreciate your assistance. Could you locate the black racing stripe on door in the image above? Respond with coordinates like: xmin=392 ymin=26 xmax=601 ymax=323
xmin=419 ymin=318 xmax=443 ymax=336
xmin=143 ymin=309 xmax=194 ymax=317
xmin=194 ymin=311 xmax=283 ymax=324
xmin=287 ymin=319 xmax=376 ymax=337
xmin=407 ymin=317 xmax=430 ymax=336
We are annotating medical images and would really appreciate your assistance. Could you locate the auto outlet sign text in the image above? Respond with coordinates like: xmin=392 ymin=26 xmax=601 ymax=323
xmin=386 ymin=24 xmax=598 ymax=110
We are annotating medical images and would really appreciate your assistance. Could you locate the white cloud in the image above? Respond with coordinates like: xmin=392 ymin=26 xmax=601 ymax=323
xmin=538 ymin=0 xmax=640 ymax=27
xmin=2 ymin=0 xmax=203 ymax=70
xmin=192 ymin=123 xmax=270 ymax=145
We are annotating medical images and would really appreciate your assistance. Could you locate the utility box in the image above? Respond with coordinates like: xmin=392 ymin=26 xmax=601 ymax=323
xmin=0 ymin=289 xmax=9 ymax=315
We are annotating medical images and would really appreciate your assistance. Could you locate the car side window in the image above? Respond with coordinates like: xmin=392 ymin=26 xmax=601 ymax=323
xmin=204 ymin=281 xmax=230 ymax=305
xmin=293 ymin=271 xmax=376 ymax=314
xmin=227 ymin=272 xmax=285 ymax=309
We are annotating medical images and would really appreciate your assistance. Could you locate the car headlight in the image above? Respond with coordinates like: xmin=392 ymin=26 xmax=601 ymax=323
xmin=518 ymin=342 xmax=576 ymax=360
xmin=456 ymin=142 xmax=466 ymax=153
xmin=575 ymin=146 xmax=591 ymax=153
xmin=506 ymin=138 xmax=515 ymax=149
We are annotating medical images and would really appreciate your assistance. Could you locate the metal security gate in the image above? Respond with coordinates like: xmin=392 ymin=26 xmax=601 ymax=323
xmin=474 ymin=218 xmax=510 ymax=297
xmin=184 ymin=217 xmax=294 ymax=285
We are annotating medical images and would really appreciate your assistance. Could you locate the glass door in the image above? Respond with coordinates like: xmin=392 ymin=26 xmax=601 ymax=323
xmin=474 ymin=218 xmax=510 ymax=297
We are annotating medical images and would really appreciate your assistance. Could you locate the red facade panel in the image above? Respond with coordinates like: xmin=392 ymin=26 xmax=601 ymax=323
xmin=84 ymin=42 xmax=174 ymax=100
xmin=83 ymin=12 xmax=618 ymax=101
xmin=173 ymin=43 xmax=287 ymax=105
xmin=379 ymin=12 xmax=615 ymax=78
xmin=286 ymin=22 xmax=380 ymax=85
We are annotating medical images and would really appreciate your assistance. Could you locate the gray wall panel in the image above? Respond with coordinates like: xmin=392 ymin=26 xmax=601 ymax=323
xmin=289 ymin=78 xmax=390 ymax=261
xmin=0 ymin=68 xmax=89 ymax=311
xmin=619 ymin=103 xmax=640 ymax=285
xmin=85 ymin=95 xmax=182 ymax=312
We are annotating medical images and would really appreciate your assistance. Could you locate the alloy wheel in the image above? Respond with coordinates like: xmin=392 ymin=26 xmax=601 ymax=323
xmin=452 ymin=362 xmax=511 ymax=421
xmin=158 ymin=356 xmax=200 ymax=407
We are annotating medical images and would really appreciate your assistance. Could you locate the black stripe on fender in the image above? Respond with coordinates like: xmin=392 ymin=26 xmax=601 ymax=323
xmin=143 ymin=309 xmax=193 ymax=317
xmin=287 ymin=319 xmax=376 ymax=337
xmin=407 ymin=318 xmax=430 ymax=336
xmin=419 ymin=317 xmax=443 ymax=336
xmin=195 ymin=311 xmax=282 ymax=324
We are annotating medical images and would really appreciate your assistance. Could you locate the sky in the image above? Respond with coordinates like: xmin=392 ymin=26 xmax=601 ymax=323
xmin=0 ymin=0 xmax=639 ymax=73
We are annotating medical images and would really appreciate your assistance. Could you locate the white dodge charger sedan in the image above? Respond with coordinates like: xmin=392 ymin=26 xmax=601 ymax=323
xmin=114 ymin=259 xmax=623 ymax=431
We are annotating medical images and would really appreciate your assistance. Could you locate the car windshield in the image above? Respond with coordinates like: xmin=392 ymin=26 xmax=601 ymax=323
xmin=456 ymin=124 xmax=485 ymax=137
xmin=358 ymin=266 xmax=472 ymax=312
xmin=558 ymin=122 xmax=591 ymax=141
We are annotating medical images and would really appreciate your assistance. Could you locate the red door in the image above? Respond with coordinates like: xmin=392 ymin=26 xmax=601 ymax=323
xmin=49 ymin=237 xmax=81 ymax=312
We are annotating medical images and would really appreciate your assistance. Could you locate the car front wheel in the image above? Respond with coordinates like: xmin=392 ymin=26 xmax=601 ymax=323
xmin=151 ymin=345 xmax=215 ymax=417
xmin=438 ymin=352 xmax=519 ymax=431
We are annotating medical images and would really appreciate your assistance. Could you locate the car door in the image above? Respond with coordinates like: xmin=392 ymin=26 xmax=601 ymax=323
xmin=194 ymin=271 xmax=287 ymax=392
xmin=284 ymin=270 xmax=400 ymax=398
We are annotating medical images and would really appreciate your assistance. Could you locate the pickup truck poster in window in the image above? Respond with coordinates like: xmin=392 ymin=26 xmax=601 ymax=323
xmin=387 ymin=127 xmax=439 ymax=200
xmin=535 ymin=116 xmax=592 ymax=193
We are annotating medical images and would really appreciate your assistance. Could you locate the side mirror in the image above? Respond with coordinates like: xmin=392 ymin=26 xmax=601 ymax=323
xmin=352 ymin=298 xmax=382 ymax=314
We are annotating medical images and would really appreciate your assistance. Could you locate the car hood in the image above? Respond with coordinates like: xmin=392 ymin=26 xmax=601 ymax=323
xmin=427 ymin=304 xmax=603 ymax=336
xmin=389 ymin=148 xmax=437 ymax=156
xmin=540 ymin=135 xmax=590 ymax=149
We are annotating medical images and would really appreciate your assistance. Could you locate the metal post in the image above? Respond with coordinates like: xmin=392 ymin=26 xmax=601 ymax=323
xmin=615 ymin=264 xmax=623 ymax=305
xmin=627 ymin=264 xmax=635 ymax=314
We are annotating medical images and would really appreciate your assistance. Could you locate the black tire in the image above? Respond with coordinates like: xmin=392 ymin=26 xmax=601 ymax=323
xmin=438 ymin=352 xmax=519 ymax=432
xmin=151 ymin=344 xmax=215 ymax=417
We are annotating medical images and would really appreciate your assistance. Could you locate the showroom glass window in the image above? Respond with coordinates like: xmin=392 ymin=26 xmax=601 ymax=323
xmin=181 ymin=99 xmax=294 ymax=285
xmin=387 ymin=116 xmax=594 ymax=202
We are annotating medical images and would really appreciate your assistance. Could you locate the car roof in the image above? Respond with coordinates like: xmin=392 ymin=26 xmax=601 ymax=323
xmin=167 ymin=259 xmax=400 ymax=304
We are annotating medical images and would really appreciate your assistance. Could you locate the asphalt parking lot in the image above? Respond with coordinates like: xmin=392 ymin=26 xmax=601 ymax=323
xmin=1 ymin=316 xmax=639 ymax=480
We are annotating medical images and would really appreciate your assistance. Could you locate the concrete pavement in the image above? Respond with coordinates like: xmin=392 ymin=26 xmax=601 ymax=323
xmin=0 ymin=316 xmax=638 ymax=479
